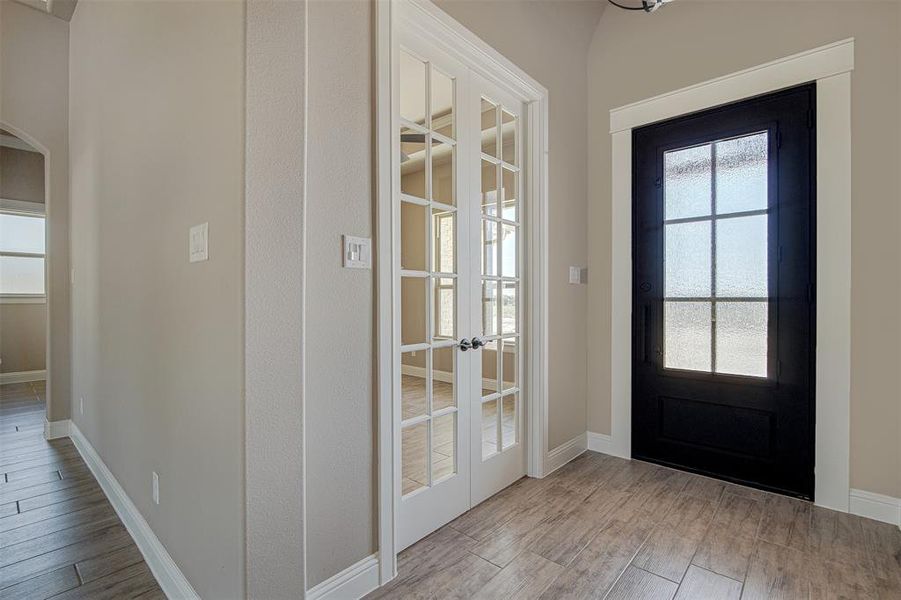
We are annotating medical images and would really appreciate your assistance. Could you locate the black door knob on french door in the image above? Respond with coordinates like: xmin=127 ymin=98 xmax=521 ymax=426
xmin=457 ymin=337 xmax=486 ymax=351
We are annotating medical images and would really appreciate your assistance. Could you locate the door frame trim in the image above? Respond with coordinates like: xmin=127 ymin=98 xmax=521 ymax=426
xmin=376 ymin=0 xmax=550 ymax=584
xmin=607 ymin=38 xmax=854 ymax=512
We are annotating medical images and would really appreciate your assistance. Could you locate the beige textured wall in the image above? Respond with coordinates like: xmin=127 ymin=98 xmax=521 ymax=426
xmin=587 ymin=0 xmax=901 ymax=497
xmin=435 ymin=0 xmax=605 ymax=448
xmin=0 ymin=146 xmax=45 ymax=202
xmin=305 ymin=0 xmax=376 ymax=588
xmin=0 ymin=0 xmax=70 ymax=420
xmin=68 ymin=1 xmax=245 ymax=597
xmin=0 ymin=304 xmax=45 ymax=373
xmin=0 ymin=146 xmax=46 ymax=374
xmin=244 ymin=0 xmax=308 ymax=597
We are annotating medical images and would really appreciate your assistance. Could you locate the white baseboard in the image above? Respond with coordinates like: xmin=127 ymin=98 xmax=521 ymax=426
xmin=44 ymin=419 xmax=70 ymax=440
xmin=544 ymin=432 xmax=587 ymax=477
xmin=587 ymin=431 xmax=631 ymax=460
xmin=306 ymin=553 xmax=380 ymax=600
xmin=849 ymin=489 xmax=901 ymax=527
xmin=69 ymin=422 xmax=199 ymax=599
xmin=0 ymin=370 xmax=46 ymax=384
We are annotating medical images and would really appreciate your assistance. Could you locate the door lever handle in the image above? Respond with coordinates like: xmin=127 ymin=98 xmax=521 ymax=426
xmin=458 ymin=338 xmax=473 ymax=352
xmin=470 ymin=337 xmax=486 ymax=350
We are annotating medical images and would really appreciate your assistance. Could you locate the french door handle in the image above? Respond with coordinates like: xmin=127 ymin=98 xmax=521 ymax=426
xmin=458 ymin=338 xmax=473 ymax=352
xmin=470 ymin=337 xmax=486 ymax=350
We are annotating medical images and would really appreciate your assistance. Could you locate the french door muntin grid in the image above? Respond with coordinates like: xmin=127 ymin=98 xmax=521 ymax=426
xmin=398 ymin=53 xmax=460 ymax=497
xmin=479 ymin=95 xmax=521 ymax=459
xmin=662 ymin=130 xmax=770 ymax=377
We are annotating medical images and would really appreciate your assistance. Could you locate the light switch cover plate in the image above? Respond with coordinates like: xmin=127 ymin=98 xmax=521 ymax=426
xmin=343 ymin=235 xmax=372 ymax=269
xmin=189 ymin=223 xmax=209 ymax=263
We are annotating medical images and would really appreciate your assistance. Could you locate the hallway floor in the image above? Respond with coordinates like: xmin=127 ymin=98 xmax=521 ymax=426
xmin=0 ymin=382 xmax=163 ymax=599
xmin=368 ymin=451 xmax=901 ymax=599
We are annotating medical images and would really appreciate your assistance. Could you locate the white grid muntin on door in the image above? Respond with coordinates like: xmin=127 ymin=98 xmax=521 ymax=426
xmin=399 ymin=48 xmax=460 ymax=497
xmin=479 ymin=95 xmax=522 ymax=460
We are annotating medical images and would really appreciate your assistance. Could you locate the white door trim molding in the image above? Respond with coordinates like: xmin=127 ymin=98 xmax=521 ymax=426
xmin=376 ymin=0 xmax=549 ymax=586
xmin=608 ymin=38 xmax=854 ymax=512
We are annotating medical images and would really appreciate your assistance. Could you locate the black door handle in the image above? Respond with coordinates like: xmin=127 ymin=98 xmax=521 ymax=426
xmin=471 ymin=337 xmax=486 ymax=350
xmin=458 ymin=338 xmax=473 ymax=352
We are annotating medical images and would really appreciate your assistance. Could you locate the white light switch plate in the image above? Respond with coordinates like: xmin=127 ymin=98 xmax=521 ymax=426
xmin=569 ymin=266 xmax=582 ymax=284
xmin=189 ymin=223 xmax=209 ymax=263
xmin=343 ymin=235 xmax=372 ymax=269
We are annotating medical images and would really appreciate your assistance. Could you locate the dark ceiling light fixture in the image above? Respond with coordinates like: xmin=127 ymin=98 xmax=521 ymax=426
xmin=608 ymin=0 xmax=675 ymax=13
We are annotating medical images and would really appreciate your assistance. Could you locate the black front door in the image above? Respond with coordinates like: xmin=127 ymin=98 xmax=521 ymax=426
xmin=632 ymin=84 xmax=815 ymax=499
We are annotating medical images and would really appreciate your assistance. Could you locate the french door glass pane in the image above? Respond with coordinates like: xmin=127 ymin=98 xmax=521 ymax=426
xmin=501 ymin=283 xmax=517 ymax=334
xmin=501 ymin=167 xmax=517 ymax=222
xmin=501 ymin=224 xmax=517 ymax=278
xmin=432 ymin=277 xmax=455 ymax=340
xmin=401 ymin=277 xmax=427 ymax=345
xmin=401 ymin=351 xmax=427 ymax=419
xmin=431 ymin=67 xmax=454 ymax=139
xmin=482 ymin=220 xmax=498 ymax=276
xmin=400 ymin=128 xmax=426 ymax=199
xmin=0 ymin=256 xmax=45 ymax=295
xmin=401 ymin=202 xmax=427 ymax=271
xmin=501 ymin=338 xmax=518 ymax=391
xmin=664 ymin=301 xmax=711 ymax=372
xmin=432 ymin=209 xmax=455 ymax=273
xmin=716 ymin=132 xmax=768 ymax=214
xmin=431 ymin=139 xmax=455 ymax=206
xmin=482 ymin=346 xmax=498 ymax=396
xmin=501 ymin=395 xmax=516 ymax=449
xmin=432 ymin=413 xmax=456 ymax=481
xmin=0 ymin=214 xmax=45 ymax=254
xmin=716 ymin=301 xmax=768 ymax=377
xmin=402 ymin=422 xmax=428 ymax=495
xmin=716 ymin=214 xmax=768 ymax=297
xmin=432 ymin=346 xmax=455 ymax=411
xmin=481 ymin=400 xmax=498 ymax=458
xmin=664 ymin=221 xmax=710 ymax=297
xmin=482 ymin=280 xmax=498 ymax=336
xmin=481 ymin=160 xmax=498 ymax=216
xmin=481 ymin=99 xmax=498 ymax=158
xmin=501 ymin=110 xmax=516 ymax=165
xmin=400 ymin=52 xmax=426 ymax=125
xmin=664 ymin=144 xmax=711 ymax=220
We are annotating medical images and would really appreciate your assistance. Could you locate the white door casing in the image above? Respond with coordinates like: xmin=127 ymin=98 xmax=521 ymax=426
xmin=606 ymin=39 xmax=854 ymax=512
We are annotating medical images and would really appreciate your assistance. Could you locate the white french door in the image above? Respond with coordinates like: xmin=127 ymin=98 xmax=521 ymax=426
xmin=395 ymin=32 xmax=527 ymax=550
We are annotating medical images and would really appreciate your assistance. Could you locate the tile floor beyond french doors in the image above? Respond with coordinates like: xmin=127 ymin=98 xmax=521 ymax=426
xmin=369 ymin=450 xmax=901 ymax=599
xmin=0 ymin=382 xmax=164 ymax=599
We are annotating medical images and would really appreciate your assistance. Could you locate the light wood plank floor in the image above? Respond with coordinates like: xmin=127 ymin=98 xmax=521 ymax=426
xmin=369 ymin=451 xmax=901 ymax=599
xmin=0 ymin=382 xmax=164 ymax=599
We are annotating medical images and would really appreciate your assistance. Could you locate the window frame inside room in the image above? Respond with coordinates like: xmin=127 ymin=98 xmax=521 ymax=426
xmin=0 ymin=201 xmax=47 ymax=304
